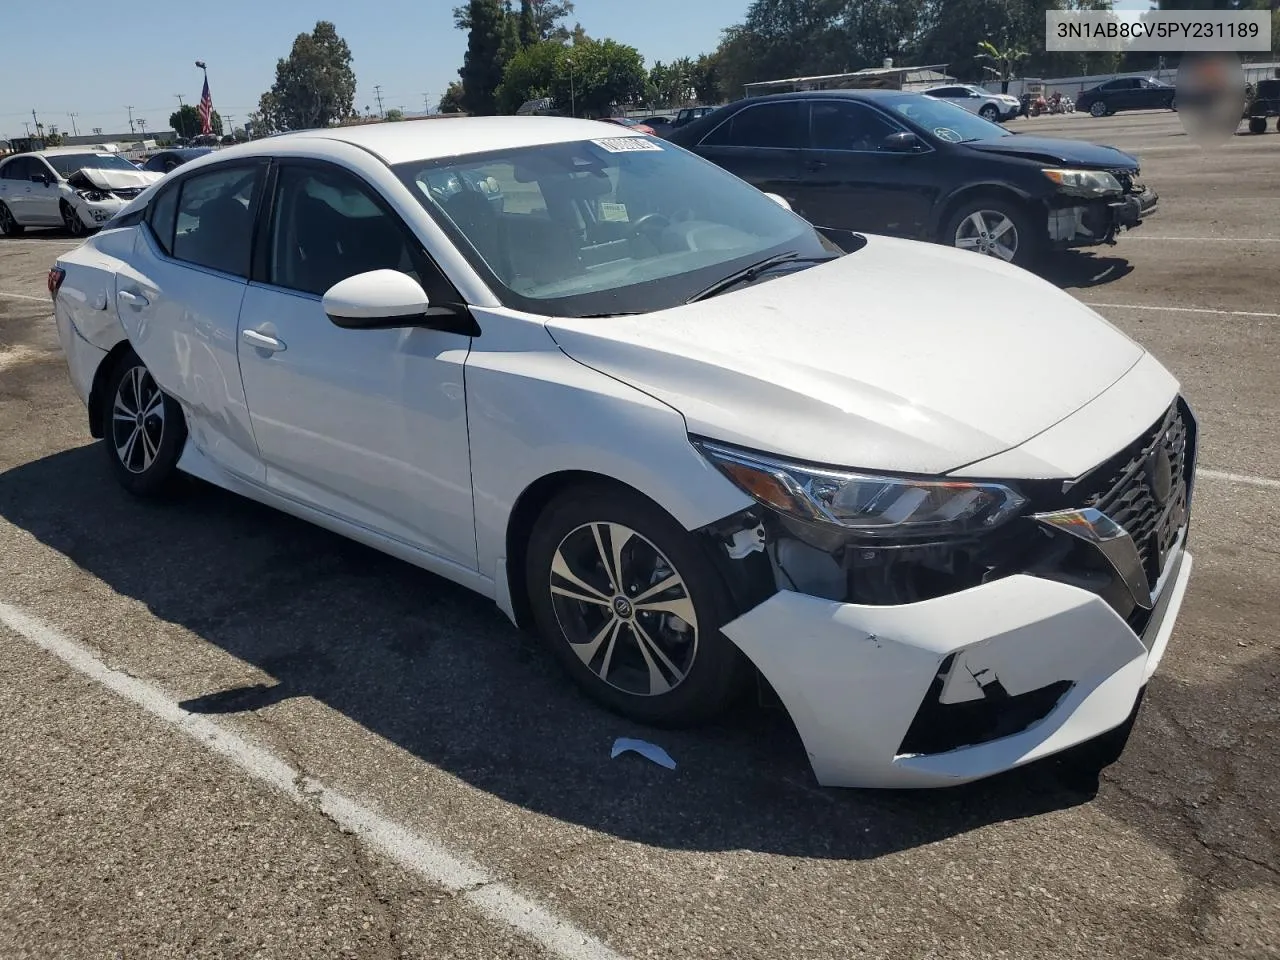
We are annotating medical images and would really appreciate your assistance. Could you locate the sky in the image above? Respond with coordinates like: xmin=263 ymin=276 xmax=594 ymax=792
xmin=0 ymin=0 xmax=751 ymax=140
xmin=1 ymin=0 xmax=1160 ymax=141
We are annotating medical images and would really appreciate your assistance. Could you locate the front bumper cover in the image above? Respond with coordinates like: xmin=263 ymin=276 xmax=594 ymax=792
xmin=721 ymin=541 xmax=1193 ymax=790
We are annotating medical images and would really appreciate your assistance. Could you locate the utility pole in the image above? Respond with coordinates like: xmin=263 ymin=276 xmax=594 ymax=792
xmin=224 ymin=115 xmax=236 ymax=136
xmin=138 ymin=118 xmax=148 ymax=135
xmin=23 ymin=122 xmax=32 ymax=136
xmin=374 ymin=85 xmax=386 ymax=117
xmin=68 ymin=112 xmax=80 ymax=137
xmin=31 ymin=109 xmax=44 ymax=137
xmin=423 ymin=92 xmax=433 ymax=114
xmin=174 ymin=94 xmax=187 ymax=139
xmin=126 ymin=105 xmax=136 ymax=134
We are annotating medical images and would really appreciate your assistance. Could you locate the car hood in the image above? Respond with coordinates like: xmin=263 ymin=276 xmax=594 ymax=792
xmin=964 ymin=135 xmax=1138 ymax=169
xmin=545 ymin=236 xmax=1145 ymax=476
xmin=67 ymin=167 xmax=164 ymax=191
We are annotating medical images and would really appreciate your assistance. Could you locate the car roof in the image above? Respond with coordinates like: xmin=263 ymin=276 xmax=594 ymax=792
xmin=24 ymin=147 xmax=119 ymax=157
xmin=211 ymin=116 xmax=648 ymax=166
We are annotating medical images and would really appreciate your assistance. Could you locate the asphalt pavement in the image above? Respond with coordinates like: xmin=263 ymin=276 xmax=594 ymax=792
xmin=1 ymin=109 xmax=1277 ymax=959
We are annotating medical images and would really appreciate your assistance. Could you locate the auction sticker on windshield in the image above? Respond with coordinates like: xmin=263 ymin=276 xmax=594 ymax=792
xmin=591 ymin=137 xmax=663 ymax=152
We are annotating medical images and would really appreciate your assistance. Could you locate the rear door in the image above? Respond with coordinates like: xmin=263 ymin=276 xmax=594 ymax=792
xmin=693 ymin=101 xmax=807 ymax=205
xmin=790 ymin=99 xmax=939 ymax=238
xmin=0 ymin=157 xmax=33 ymax=223
xmin=113 ymin=160 xmax=269 ymax=482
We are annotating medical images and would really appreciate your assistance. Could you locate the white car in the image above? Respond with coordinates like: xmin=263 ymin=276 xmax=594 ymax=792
xmin=48 ymin=118 xmax=1196 ymax=789
xmin=0 ymin=148 xmax=162 ymax=238
xmin=924 ymin=85 xmax=1022 ymax=122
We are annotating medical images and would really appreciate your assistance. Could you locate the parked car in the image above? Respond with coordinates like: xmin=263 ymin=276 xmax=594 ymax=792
xmin=0 ymin=148 xmax=162 ymax=237
xmin=923 ymin=84 xmax=1021 ymax=122
xmin=48 ymin=117 xmax=1196 ymax=788
xmin=142 ymin=147 xmax=215 ymax=174
xmin=667 ymin=90 xmax=1158 ymax=268
xmin=671 ymin=106 xmax=716 ymax=127
xmin=1076 ymin=77 xmax=1176 ymax=117
xmin=639 ymin=115 xmax=675 ymax=136
xmin=597 ymin=116 xmax=658 ymax=136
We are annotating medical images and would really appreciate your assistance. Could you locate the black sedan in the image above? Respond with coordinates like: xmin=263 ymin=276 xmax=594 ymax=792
xmin=140 ymin=147 xmax=214 ymax=174
xmin=666 ymin=90 xmax=1157 ymax=268
xmin=1076 ymin=77 xmax=1176 ymax=118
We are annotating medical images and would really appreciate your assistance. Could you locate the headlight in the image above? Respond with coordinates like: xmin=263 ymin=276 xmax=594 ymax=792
xmin=693 ymin=439 xmax=1027 ymax=540
xmin=76 ymin=189 xmax=113 ymax=203
xmin=1041 ymin=168 xmax=1123 ymax=197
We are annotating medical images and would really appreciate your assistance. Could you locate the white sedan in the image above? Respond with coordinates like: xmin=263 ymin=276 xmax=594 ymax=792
xmin=0 ymin=148 xmax=162 ymax=237
xmin=924 ymin=84 xmax=1022 ymax=122
xmin=48 ymin=118 xmax=1196 ymax=788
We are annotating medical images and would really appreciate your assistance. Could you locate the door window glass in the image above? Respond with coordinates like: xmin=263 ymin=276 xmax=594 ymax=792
xmin=267 ymin=164 xmax=434 ymax=298
xmin=810 ymin=102 xmax=901 ymax=151
xmin=701 ymin=102 xmax=807 ymax=149
xmin=1 ymin=158 xmax=31 ymax=180
xmin=172 ymin=165 xmax=263 ymax=277
xmin=148 ymin=185 xmax=179 ymax=255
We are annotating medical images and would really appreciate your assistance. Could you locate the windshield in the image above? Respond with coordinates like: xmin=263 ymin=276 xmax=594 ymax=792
xmin=886 ymin=95 xmax=1013 ymax=143
xmin=396 ymin=137 xmax=839 ymax=317
xmin=45 ymin=153 xmax=141 ymax=177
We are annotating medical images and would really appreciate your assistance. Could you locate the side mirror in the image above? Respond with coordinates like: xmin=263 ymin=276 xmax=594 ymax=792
xmin=30 ymin=173 xmax=52 ymax=186
xmin=883 ymin=132 xmax=923 ymax=153
xmin=323 ymin=269 xmax=477 ymax=335
xmin=763 ymin=192 xmax=792 ymax=211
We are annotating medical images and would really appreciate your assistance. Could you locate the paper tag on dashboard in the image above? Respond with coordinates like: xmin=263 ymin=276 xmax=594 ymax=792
xmin=598 ymin=201 xmax=629 ymax=222
xmin=590 ymin=137 xmax=663 ymax=153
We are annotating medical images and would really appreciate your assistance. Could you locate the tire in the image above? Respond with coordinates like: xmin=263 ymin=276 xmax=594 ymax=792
xmin=942 ymin=197 xmax=1042 ymax=270
xmin=525 ymin=482 xmax=750 ymax=727
xmin=0 ymin=201 xmax=24 ymax=237
xmin=1089 ymin=100 xmax=1107 ymax=117
xmin=101 ymin=349 xmax=187 ymax=497
xmin=979 ymin=104 xmax=1000 ymax=122
xmin=1249 ymin=116 xmax=1267 ymax=134
xmin=61 ymin=200 xmax=88 ymax=238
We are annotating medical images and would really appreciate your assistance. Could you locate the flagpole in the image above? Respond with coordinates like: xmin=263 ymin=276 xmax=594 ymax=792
xmin=195 ymin=60 xmax=211 ymax=138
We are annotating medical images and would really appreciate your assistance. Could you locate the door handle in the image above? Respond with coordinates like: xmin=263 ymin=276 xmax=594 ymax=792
xmin=116 ymin=289 xmax=150 ymax=309
xmin=242 ymin=328 xmax=286 ymax=353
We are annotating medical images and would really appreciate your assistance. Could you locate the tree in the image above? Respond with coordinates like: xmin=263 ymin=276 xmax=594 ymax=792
xmin=519 ymin=0 xmax=537 ymax=46
xmin=169 ymin=104 xmax=224 ymax=139
xmin=497 ymin=37 xmax=645 ymax=117
xmin=497 ymin=40 xmax=568 ymax=113
xmin=384 ymin=108 xmax=406 ymax=122
xmin=690 ymin=52 xmax=723 ymax=104
xmin=976 ymin=39 xmax=1029 ymax=93
xmin=456 ymin=0 xmax=573 ymax=42
xmin=439 ymin=81 xmax=466 ymax=113
xmin=460 ymin=0 xmax=514 ymax=115
xmin=256 ymin=20 xmax=357 ymax=133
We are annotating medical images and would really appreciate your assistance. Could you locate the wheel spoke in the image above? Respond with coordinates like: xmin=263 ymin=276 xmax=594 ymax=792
xmin=993 ymin=240 xmax=1017 ymax=262
xmin=632 ymin=619 xmax=684 ymax=684
xmin=570 ymin=615 xmax=621 ymax=669
xmin=635 ymin=593 xmax=696 ymax=629
xmin=954 ymin=236 xmax=981 ymax=250
xmin=551 ymin=549 xmax=612 ymax=604
xmin=596 ymin=619 xmax=622 ymax=681
xmin=631 ymin=572 xmax=679 ymax=603
xmin=140 ymin=424 xmax=159 ymax=469
xmin=117 ymin=427 xmax=140 ymax=469
xmin=130 ymin=368 xmax=144 ymax=415
xmin=144 ymin=388 xmax=165 ymax=417
xmin=607 ymin=524 xmax=632 ymax=594
xmin=114 ymin=393 xmax=137 ymax=419
xmin=629 ymin=623 xmax=672 ymax=695
xmin=590 ymin=523 xmax=618 ymax=591
xmin=965 ymin=212 xmax=987 ymax=236
xmin=989 ymin=216 xmax=1014 ymax=240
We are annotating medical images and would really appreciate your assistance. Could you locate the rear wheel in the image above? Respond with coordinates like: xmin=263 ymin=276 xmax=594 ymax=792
xmin=61 ymin=201 xmax=87 ymax=238
xmin=0 ymin=201 xmax=24 ymax=237
xmin=525 ymin=483 xmax=750 ymax=727
xmin=1248 ymin=116 xmax=1267 ymax=134
xmin=101 ymin=350 xmax=187 ymax=497
xmin=943 ymin=198 xmax=1041 ymax=270
xmin=1090 ymin=100 xmax=1108 ymax=117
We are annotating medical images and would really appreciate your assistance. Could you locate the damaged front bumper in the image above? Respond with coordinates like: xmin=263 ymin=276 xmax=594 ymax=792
xmin=1047 ymin=187 xmax=1158 ymax=249
xmin=722 ymin=543 xmax=1192 ymax=789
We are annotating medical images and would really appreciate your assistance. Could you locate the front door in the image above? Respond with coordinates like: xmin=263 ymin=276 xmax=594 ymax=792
xmin=693 ymin=100 xmax=807 ymax=207
xmin=27 ymin=157 xmax=63 ymax=223
xmin=114 ymin=160 xmax=269 ymax=482
xmin=236 ymin=160 xmax=477 ymax=567
xmin=791 ymin=100 xmax=939 ymax=239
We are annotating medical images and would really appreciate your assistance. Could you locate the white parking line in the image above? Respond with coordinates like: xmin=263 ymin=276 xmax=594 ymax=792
xmin=1124 ymin=236 xmax=1280 ymax=243
xmin=0 ymin=601 xmax=627 ymax=960
xmin=0 ymin=238 xmax=80 ymax=246
xmin=1200 ymin=469 xmax=1280 ymax=491
xmin=1085 ymin=301 xmax=1280 ymax=320
xmin=0 ymin=291 xmax=47 ymax=302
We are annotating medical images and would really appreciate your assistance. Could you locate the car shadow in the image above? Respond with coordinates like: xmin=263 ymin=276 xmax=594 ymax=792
xmin=1040 ymin=250 xmax=1135 ymax=290
xmin=1 ymin=443 xmax=1138 ymax=861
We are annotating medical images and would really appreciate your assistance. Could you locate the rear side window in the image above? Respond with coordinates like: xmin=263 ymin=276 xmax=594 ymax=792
xmin=2 ymin=158 xmax=32 ymax=181
xmin=171 ymin=164 xmax=265 ymax=277
xmin=701 ymin=102 xmax=807 ymax=149
xmin=148 ymin=186 xmax=179 ymax=254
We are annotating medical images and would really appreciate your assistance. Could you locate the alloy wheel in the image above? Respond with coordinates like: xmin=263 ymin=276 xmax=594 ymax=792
xmin=954 ymin=210 xmax=1019 ymax=261
xmin=63 ymin=203 xmax=86 ymax=237
xmin=548 ymin=521 xmax=699 ymax=697
xmin=980 ymin=105 xmax=999 ymax=122
xmin=111 ymin=366 xmax=166 ymax=474
xmin=1090 ymin=101 xmax=1107 ymax=117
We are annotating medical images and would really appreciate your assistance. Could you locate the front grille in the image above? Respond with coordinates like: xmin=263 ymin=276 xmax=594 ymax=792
xmin=114 ymin=187 xmax=144 ymax=200
xmin=1108 ymin=167 xmax=1140 ymax=194
xmin=1070 ymin=400 xmax=1192 ymax=589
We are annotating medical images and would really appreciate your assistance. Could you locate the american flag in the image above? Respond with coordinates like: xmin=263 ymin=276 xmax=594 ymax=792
xmin=198 ymin=76 xmax=213 ymax=135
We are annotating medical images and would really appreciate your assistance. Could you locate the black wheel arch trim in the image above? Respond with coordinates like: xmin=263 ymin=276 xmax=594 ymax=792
xmin=930 ymin=181 xmax=1040 ymax=238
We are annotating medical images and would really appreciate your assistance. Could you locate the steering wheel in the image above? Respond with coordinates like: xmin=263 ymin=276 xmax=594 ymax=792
xmin=629 ymin=212 xmax=671 ymax=238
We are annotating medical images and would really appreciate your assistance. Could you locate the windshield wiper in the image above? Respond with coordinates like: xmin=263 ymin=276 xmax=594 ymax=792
xmin=686 ymin=252 xmax=837 ymax=303
xmin=576 ymin=311 xmax=641 ymax=318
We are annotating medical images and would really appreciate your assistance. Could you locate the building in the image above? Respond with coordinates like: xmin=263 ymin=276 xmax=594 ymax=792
xmin=743 ymin=61 xmax=954 ymax=98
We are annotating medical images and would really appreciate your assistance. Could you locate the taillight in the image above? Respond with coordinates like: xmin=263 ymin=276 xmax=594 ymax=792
xmin=48 ymin=267 xmax=66 ymax=301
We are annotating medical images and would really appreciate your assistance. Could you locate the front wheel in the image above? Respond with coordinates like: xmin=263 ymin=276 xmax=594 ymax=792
xmin=979 ymin=104 xmax=1000 ymax=122
xmin=943 ymin=199 xmax=1041 ymax=269
xmin=61 ymin=201 xmax=88 ymax=238
xmin=1090 ymin=100 xmax=1108 ymax=117
xmin=1248 ymin=116 xmax=1267 ymax=134
xmin=525 ymin=484 xmax=750 ymax=727
xmin=101 ymin=350 xmax=188 ymax=497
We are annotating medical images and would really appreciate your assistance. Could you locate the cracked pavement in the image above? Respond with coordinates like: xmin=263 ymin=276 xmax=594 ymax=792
xmin=1 ymin=111 xmax=1278 ymax=958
